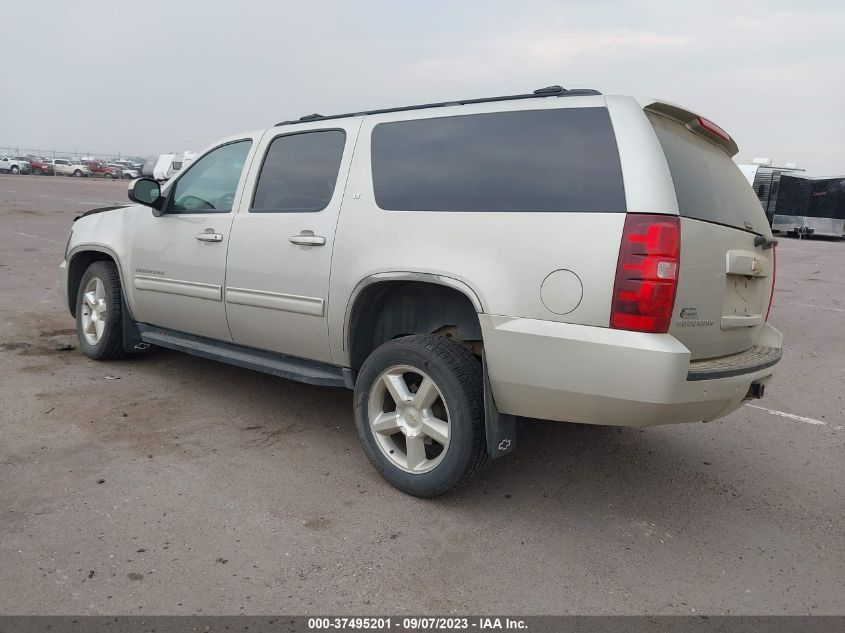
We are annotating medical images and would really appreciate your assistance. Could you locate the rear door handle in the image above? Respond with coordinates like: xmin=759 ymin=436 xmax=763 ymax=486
xmin=195 ymin=232 xmax=223 ymax=242
xmin=289 ymin=234 xmax=326 ymax=246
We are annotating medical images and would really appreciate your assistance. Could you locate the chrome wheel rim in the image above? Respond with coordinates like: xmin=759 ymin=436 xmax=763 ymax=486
xmin=80 ymin=277 xmax=107 ymax=345
xmin=367 ymin=365 xmax=451 ymax=474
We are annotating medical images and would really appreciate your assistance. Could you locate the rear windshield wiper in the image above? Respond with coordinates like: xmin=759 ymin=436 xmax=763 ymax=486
xmin=754 ymin=235 xmax=778 ymax=250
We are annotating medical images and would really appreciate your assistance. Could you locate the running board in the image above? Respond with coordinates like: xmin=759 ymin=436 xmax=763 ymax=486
xmin=137 ymin=324 xmax=350 ymax=388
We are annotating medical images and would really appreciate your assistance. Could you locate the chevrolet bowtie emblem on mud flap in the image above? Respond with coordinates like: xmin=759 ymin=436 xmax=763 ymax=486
xmin=751 ymin=257 xmax=763 ymax=275
xmin=498 ymin=439 xmax=512 ymax=451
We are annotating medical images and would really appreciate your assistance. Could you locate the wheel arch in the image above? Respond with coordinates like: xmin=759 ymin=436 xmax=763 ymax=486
xmin=66 ymin=245 xmax=126 ymax=317
xmin=344 ymin=273 xmax=485 ymax=372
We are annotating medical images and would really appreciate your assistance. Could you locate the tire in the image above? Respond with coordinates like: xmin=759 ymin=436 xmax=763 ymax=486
xmin=10 ymin=165 xmax=19 ymax=175
xmin=353 ymin=334 xmax=489 ymax=497
xmin=73 ymin=169 xmax=82 ymax=177
xmin=75 ymin=261 xmax=126 ymax=360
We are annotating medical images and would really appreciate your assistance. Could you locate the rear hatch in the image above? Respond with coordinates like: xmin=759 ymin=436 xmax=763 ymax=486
xmin=646 ymin=104 xmax=775 ymax=360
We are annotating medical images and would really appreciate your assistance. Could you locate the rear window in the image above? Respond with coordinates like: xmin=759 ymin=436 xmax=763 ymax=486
xmin=371 ymin=108 xmax=625 ymax=213
xmin=647 ymin=112 xmax=764 ymax=231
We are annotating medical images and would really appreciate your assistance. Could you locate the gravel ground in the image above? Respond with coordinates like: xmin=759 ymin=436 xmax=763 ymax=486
xmin=0 ymin=175 xmax=843 ymax=615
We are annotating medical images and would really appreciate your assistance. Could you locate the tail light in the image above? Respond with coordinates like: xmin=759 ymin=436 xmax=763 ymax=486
xmin=765 ymin=246 xmax=776 ymax=321
xmin=693 ymin=116 xmax=730 ymax=142
xmin=611 ymin=214 xmax=680 ymax=333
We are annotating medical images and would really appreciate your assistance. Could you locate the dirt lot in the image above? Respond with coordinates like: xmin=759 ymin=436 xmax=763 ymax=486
xmin=0 ymin=175 xmax=843 ymax=615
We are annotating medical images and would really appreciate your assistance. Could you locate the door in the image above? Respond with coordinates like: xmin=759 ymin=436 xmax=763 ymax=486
xmin=129 ymin=138 xmax=255 ymax=341
xmin=646 ymin=111 xmax=775 ymax=360
xmin=225 ymin=121 xmax=360 ymax=363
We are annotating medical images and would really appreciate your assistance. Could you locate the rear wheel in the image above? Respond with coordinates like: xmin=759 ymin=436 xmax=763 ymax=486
xmin=75 ymin=261 xmax=126 ymax=360
xmin=353 ymin=335 xmax=488 ymax=497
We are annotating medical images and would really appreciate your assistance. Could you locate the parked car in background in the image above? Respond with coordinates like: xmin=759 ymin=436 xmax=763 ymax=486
xmin=12 ymin=157 xmax=34 ymax=174
xmin=0 ymin=154 xmax=30 ymax=174
xmin=26 ymin=156 xmax=55 ymax=175
xmin=107 ymin=162 xmax=140 ymax=179
xmin=113 ymin=159 xmax=144 ymax=172
xmin=51 ymin=159 xmax=91 ymax=177
xmin=82 ymin=160 xmax=120 ymax=179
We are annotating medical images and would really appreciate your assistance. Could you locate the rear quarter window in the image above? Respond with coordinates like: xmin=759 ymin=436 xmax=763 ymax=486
xmin=370 ymin=107 xmax=626 ymax=213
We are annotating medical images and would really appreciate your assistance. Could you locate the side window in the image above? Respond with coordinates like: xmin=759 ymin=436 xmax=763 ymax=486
xmin=168 ymin=140 xmax=252 ymax=214
xmin=370 ymin=108 xmax=626 ymax=213
xmin=251 ymin=130 xmax=346 ymax=213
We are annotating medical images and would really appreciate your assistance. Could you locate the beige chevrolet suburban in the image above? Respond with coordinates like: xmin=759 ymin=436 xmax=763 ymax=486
xmin=59 ymin=85 xmax=782 ymax=496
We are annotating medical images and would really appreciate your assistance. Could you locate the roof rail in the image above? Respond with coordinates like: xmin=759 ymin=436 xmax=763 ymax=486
xmin=274 ymin=85 xmax=602 ymax=126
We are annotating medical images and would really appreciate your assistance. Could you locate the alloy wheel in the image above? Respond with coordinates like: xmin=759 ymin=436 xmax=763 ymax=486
xmin=367 ymin=365 xmax=451 ymax=474
xmin=79 ymin=277 xmax=108 ymax=345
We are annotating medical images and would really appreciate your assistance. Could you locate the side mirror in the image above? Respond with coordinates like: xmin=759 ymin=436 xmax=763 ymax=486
xmin=128 ymin=178 xmax=164 ymax=213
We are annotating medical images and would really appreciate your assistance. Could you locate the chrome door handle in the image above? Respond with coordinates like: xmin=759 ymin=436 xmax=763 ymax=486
xmin=195 ymin=232 xmax=223 ymax=242
xmin=289 ymin=234 xmax=326 ymax=246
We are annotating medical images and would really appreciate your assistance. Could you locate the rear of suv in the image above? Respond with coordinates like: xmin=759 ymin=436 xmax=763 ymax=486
xmin=59 ymin=85 xmax=782 ymax=497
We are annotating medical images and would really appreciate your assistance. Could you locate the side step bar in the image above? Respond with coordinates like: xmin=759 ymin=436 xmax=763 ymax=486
xmin=137 ymin=324 xmax=351 ymax=388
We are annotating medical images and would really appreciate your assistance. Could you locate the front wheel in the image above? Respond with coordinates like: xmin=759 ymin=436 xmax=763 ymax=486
xmin=75 ymin=261 xmax=126 ymax=360
xmin=73 ymin=169 xmax=82 ymax=177
xmin=10 ymin=165 xmax=19 ymax=175
xmin=353 ymin=335 xmax=489 ymax=497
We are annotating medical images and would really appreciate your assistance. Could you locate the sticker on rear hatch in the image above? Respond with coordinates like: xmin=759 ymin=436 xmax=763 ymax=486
xmin=676 ymin=306 xmax=714 ymax=327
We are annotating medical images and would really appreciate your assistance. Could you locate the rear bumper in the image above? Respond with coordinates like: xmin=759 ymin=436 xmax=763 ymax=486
xmin=480 ymin=315 xmax=783 ymax=427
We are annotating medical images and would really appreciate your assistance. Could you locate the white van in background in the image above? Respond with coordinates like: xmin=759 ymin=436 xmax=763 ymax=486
xmin=165 ymin=151 xmax=198 ymax=180
xmin=139 ymin=151 xmax=199 ymax=181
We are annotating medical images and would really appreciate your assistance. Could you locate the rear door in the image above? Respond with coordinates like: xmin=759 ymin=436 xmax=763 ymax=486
xmin=646 ymin=106 xmax=775 ymax=360
xmin=224 ymin=120 xmax=360 ymax=363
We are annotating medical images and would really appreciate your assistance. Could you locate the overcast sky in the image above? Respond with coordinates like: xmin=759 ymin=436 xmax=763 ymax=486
xmin=1 ymin=0 xmax=842 ymax=172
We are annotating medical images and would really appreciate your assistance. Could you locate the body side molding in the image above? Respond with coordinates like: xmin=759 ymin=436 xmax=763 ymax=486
xmin=225 ymin=287 xmax=324 ymax=316
xmin=134 ymin=275 xmax=222 ymax=301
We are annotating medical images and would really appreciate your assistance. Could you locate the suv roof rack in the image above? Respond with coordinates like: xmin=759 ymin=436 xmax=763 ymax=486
xmin=274 ymin=84 xmax=602 ymax=126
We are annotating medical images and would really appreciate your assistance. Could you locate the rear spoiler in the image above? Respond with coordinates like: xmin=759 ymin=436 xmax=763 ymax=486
xmin=644 ymin=101 xmax=739 ymax=157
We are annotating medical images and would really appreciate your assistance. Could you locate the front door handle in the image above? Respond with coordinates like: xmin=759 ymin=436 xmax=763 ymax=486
xmin=289 ymin=234 xmax=326 ymax=246
xmin=195 ymin=232 xmax=223 ymax=243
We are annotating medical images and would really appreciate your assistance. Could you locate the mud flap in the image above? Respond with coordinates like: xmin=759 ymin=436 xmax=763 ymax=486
xmin=483 ymin=353 xmax=517 ymax=459
xmin=121 ymin=297 xmax=145 ymax=353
